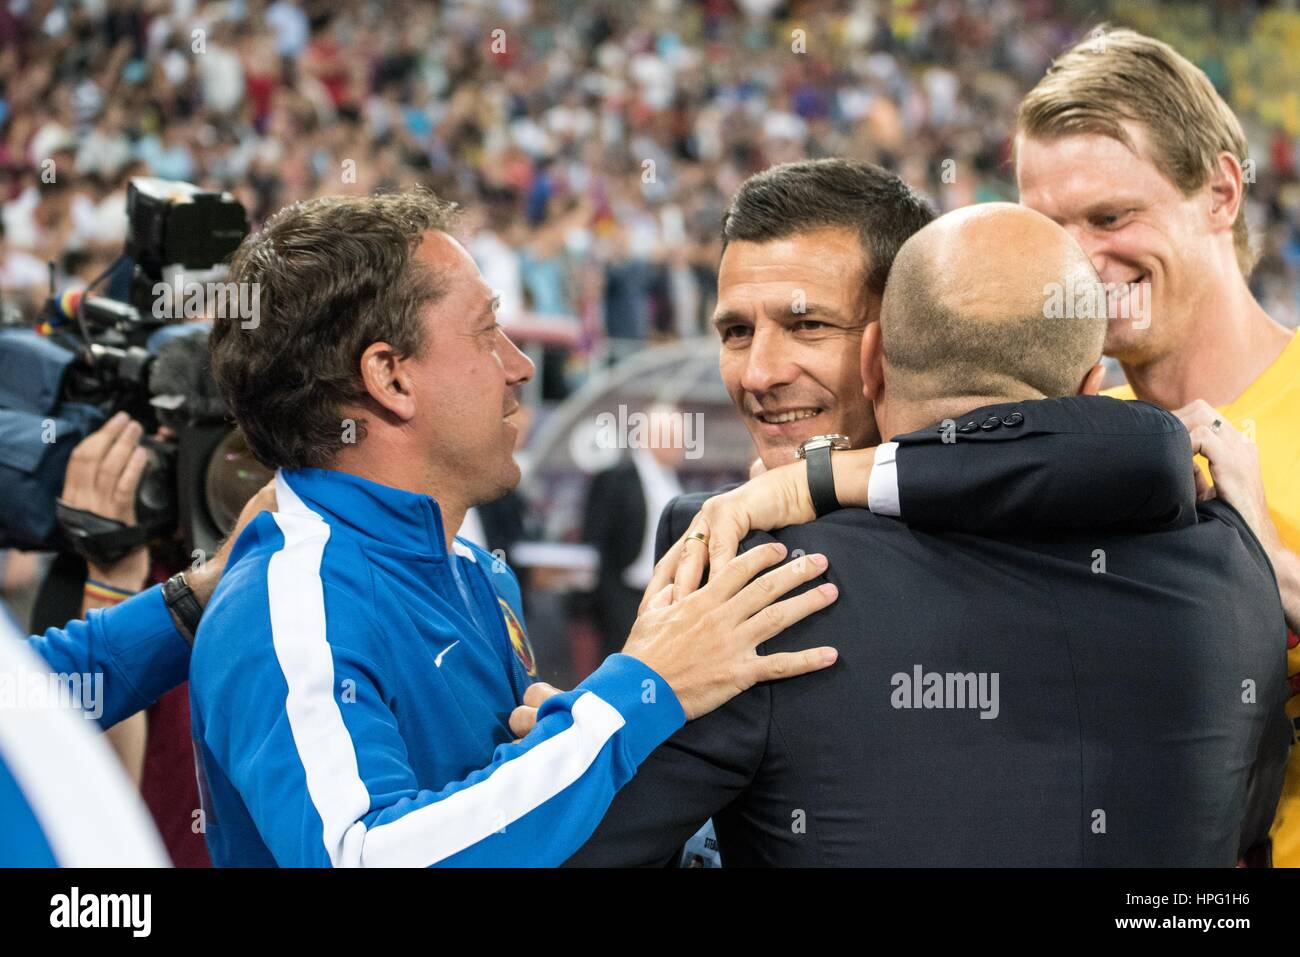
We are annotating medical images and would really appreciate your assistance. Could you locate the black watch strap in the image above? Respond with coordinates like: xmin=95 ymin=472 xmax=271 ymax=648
xmin=806 ymin=444 xmax=841 ymax=518
xmin=163 ymin=572 xmax=204 ymax=646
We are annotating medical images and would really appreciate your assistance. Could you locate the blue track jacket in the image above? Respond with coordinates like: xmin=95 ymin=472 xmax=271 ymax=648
xmin=189 ymin=467 xmax=685 ymax=867
xmin=23 ymin=584 xmax=190 ymax=730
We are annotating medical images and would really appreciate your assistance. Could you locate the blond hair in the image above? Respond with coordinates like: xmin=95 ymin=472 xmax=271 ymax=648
xmin=1017 ymin=27 xmax=1255 ymax=276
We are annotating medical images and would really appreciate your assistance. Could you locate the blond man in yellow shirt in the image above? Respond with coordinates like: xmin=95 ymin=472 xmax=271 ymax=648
xmin=1015 ymin=27 xmax=1300 ymax=864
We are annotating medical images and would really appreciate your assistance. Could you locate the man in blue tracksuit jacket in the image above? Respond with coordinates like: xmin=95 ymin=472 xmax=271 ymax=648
xmin=189 ymin=190 xmax=846 ymax=868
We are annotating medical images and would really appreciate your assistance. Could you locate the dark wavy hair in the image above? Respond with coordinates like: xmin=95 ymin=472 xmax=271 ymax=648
xmin=721 ymin=158 xmax=936 ymax=298
xmin=210 ymin=188 xmax=459 ymax=469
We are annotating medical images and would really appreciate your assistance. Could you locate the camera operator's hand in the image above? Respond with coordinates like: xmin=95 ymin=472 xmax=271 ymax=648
xmin=61 ymin=412 xmax=150 ymax=593
xmin=188 ymin=480 xmax=278 ymax=610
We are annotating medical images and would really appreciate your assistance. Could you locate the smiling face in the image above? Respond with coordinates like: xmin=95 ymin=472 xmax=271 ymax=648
xmin=714 ymin=227 xmax=877 ymax=468
xmin=405 ymin=231 xmax=534 ymax=505
xmin=1016 ymin=123 xmax=1221 ymax=365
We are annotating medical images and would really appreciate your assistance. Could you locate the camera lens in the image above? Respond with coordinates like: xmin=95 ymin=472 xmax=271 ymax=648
xmin=204 ymin=430 xmax=273 ymax=536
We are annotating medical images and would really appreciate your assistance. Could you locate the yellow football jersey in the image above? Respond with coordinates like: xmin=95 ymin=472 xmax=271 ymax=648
xmin=1106 ymin=331 xmax=1300 ymax=865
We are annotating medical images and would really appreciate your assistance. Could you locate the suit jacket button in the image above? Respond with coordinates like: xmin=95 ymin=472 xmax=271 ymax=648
xmin=980 ymin=415 xmax=1001 ymax=431
xmin=956 ymin=420 xmax=979 ymax=433
xmin=1002 ymin=412 xmax=1024 ymax=427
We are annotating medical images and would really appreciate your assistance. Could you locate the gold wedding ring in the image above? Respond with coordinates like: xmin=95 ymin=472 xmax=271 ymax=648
xmin=685 ymin=530 xmax=710 ymax=548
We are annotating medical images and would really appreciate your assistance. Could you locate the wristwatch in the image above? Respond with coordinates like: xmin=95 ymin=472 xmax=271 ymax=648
xmin=162 ymin=571 xmax=204 ymax=646
xmin=796 ymin=433 xmax=851 ymax=517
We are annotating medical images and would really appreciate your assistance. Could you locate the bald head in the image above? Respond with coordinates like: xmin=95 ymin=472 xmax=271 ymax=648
xmin=878 ymin=203 xmax=1106 ymax=412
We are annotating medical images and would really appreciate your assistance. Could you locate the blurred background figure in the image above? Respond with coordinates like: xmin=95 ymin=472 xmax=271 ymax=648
xmin=582 ymin=405 xmax=685 ymax=657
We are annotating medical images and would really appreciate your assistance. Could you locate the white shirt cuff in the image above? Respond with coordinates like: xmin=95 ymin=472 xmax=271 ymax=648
xmin=867 ymin=441 xmax=901 ymax=517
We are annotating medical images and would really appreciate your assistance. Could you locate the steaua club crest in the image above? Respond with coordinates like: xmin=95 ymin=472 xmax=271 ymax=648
xmin=498 ymin=597 xmax=537 ymax=677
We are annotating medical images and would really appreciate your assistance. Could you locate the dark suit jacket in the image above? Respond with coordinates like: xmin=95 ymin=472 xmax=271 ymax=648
xmin=654 ymin=396 xmax=1199 ymax=560
xmin=476 ymin=489 xmax=529 ymax=567
xmin=584 ymin=458 xmax=647 ymax=575
xmin=569 ymin=396 xmax=1290 ymax=866
xmin=582 ymin=458 xmax=650 ymax=654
